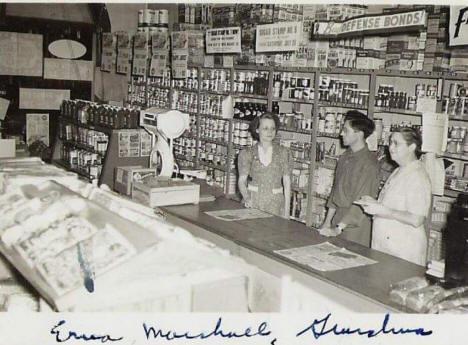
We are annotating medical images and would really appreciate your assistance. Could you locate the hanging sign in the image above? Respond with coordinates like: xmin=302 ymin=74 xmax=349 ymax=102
xmin=171 ymin=32 xmax=188 ymax=79
xmin=313 ymin=10 xmax=426 ymax=37
xmin=206 ymin=27 xmax=241 ymax=54
xmin=256 ymin=21 xmax=302 ymax=52
xmin=150 ymin=30 xmax=170 ymax=77
xmin=116 ymin=32 xmax=132 ymax=75
xmin=449 ymin=6 xmax=468 ymax=46
xmin=101 ymin=32 xmax=115 ymax=72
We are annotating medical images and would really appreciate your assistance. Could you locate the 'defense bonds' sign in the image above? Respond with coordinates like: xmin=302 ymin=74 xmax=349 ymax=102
xmin=314 ymin=10 xmax=427 ymax=37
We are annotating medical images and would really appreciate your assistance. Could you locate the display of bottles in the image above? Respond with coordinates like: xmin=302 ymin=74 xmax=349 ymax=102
xmin=201 ymin=68 xmax=231 ymax=93
xmin=60 ymin=100 xmax=139 ymax=129
xmin=319 ymin=76 xmax=369 ymax=107
xmin=233 ymin=99 xmax=267 ymax=121
xmin=58 ymin=123 xmax=109 ymax=155
xmin=233 ymin=70 xmax=269 ymax=96
xmin=172 ymin=90 xmax=198 ymax=113
xmin=199 ymin=117 xmax=229 ymax=142
xmin=172 ymin=68 xmax=198 ymax=90
xmin=272 ymin=72 xmax=313 ymax=101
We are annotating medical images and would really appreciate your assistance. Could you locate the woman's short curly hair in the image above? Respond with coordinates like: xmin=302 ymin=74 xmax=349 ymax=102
xmin=249 ymin=112 xmax=281 ymax=141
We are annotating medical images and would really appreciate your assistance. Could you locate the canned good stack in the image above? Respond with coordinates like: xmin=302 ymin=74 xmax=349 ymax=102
xmin=205 ymin=169 xmax=226 ymax=190
xmin=319 ymin=77 xmax=369 ymax=107
xmin=201 ymin=69 xmax=231 ymax=93
xmin=233 ymin=71 xmax=269 ymax=96
xmin=290 ymin=141 xmax=312 ymax=161
xmin=225 ymin=173 xmax=237 ymax=195
xmin=128 ymin=76 xmax=147 ymax=107
xmin=147 ymin=86 xmax=170 ymax=108
xmin=138 ymin=8 xmax=169 ymax=28
xmin=272 ymin=72 xmax=313 ymax=101
xmin=60 ymin=146 xmax=104 ymax=182
xmin=148 ymin=68 xmax=172 ymax=88
xmin=172 ymin=90 xmax=198 ymax=113
xmin=447 ymin=125 xmax=468 ymax=155
xmin=200 ymin=94 xmax=225 ymax=117
xmin=171 ymin=68 xmax=198 ymax=90
xmin=232 ymin=120 xmax=253 ymax=147
xmin=173 ymin=136 xmax=197 ymax=165
xmin=442 ymin=83 xmax=468 ymax=117
xmin=199 ymin=142 xmax=228 ymax=167
xmin=317 ymin=109 xmax=344 ymax=136
xmin=199 ymin=117 xmax=230 ymax=142
xmin=278 ymin=111 xmax=312 ymax=131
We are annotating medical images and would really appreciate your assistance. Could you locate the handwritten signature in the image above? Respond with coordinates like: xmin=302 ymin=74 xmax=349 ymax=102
xmin=143 ymin=317 xmax=274 ymax=342
xmin=296 ymin=313 xmax=433 ymax=339
xmin=51 ymin=320 xmax=123 ymax=343
xmin=50 ymin=313 xmax=433 ymax=343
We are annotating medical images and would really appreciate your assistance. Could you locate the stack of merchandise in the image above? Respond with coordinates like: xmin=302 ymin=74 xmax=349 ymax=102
xmin=424 ymin=10 xmax=450 ymax=72
xmin=176 ymin=4 xmax=212 ymax=31
xmin=385 ymin=34 xmax=426 ymax=71
xmin=357 ymin=36 xmax=387 ymax=70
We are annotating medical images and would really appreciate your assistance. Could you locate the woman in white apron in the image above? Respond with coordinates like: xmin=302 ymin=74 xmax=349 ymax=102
xmin=357 ymin=127 xmax=432 ymax=266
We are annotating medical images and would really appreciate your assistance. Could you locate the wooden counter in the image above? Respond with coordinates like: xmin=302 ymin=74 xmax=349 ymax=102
xmin=162 ymin=197 xmax=426 ymax=313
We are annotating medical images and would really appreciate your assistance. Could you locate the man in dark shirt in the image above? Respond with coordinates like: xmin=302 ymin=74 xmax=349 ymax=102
xmin=318 ymin=110 xmax=379 ymax=247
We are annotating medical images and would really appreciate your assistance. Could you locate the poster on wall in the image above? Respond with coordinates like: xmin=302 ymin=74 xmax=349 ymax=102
xmin=0 ymin=32 xmax=43 ymax=76
xmin=26 ymin=113 xmax=49 ymax=146
xmin=140 ymin=131 xmax=152 ymax=157
xmin=101 ymin=32 xmax=115 ymax=73
xmin=171 ymin=32 xmax=188 ymax=79
xmin=19 ymin=88 xmax=70 ymax=110
xmin=118 ymin=130 xmax=141 ymax=158
xmin=256 ymin=21 xmax=303 ymax=52
xmin=116 ymin=32 xmax=132 ymax=75
xmin=150 ymin=30 xmax=170 ymax=77
xmin=449 ymin=6 xmax=468 ymax=46
xmin=132 ymin=32 xmax=149 ymax=76
xmin=206 ymin=27 xmax=242 ymax=54
xmin=44 ymin=58 xmax=94 ymax=81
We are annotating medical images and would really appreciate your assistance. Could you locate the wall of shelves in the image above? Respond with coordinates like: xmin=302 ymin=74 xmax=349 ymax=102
xmin=126 ymin=63 xmax=468 ymax=237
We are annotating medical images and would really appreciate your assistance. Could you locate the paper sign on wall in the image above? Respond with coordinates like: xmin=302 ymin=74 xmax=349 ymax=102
xmin=26 ymin=113 xmax=49 ymax=146
xmin=0 ymin=97 xmax=10 ymax=121
xmin=171 ymin=32 xmax=188 ymax=79
xmin=449 ymin=6 xmax=468 ymax=46
xmin=422 ymin=112 xmax=448 ymax=154
xmin=206 ymin=27 xmax=241 ymax=54
xmin=0 ymin=32 xmax=43 ymax=76
xmin=19 ymin=88 xmax=70 ymax=110
xmin=44 ymin=58 xmax=93 ymax=81
xmin=256 ymin=21 xmax=302 ymax=52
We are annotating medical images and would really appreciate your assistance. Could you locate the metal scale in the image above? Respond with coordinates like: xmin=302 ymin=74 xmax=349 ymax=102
xmin=131 ymin=108 xmax=200 ymax=207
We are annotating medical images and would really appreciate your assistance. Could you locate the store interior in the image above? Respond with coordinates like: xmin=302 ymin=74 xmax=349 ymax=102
xmin=0 ymin=3 xmax=468 ymax=313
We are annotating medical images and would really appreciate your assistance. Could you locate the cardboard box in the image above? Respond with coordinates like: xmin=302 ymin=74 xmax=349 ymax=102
xmin=132 ymin=179 xmax=200 ymax=207
xmin=114 ymin=166 xmax=159 ymax=196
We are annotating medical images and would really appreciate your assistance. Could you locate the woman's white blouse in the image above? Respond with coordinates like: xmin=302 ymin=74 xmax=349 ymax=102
xmin=371 ymin=160 xmax=432 ymax=266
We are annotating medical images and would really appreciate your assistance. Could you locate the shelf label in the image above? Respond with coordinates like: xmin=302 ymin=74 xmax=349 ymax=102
xmin=449 ymin=6 xmax=468 ymax=46
xmin=206 ymin=27 xmax=241 ymax=54
xmin=256 ymin=21 xmax=302 ymax=52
